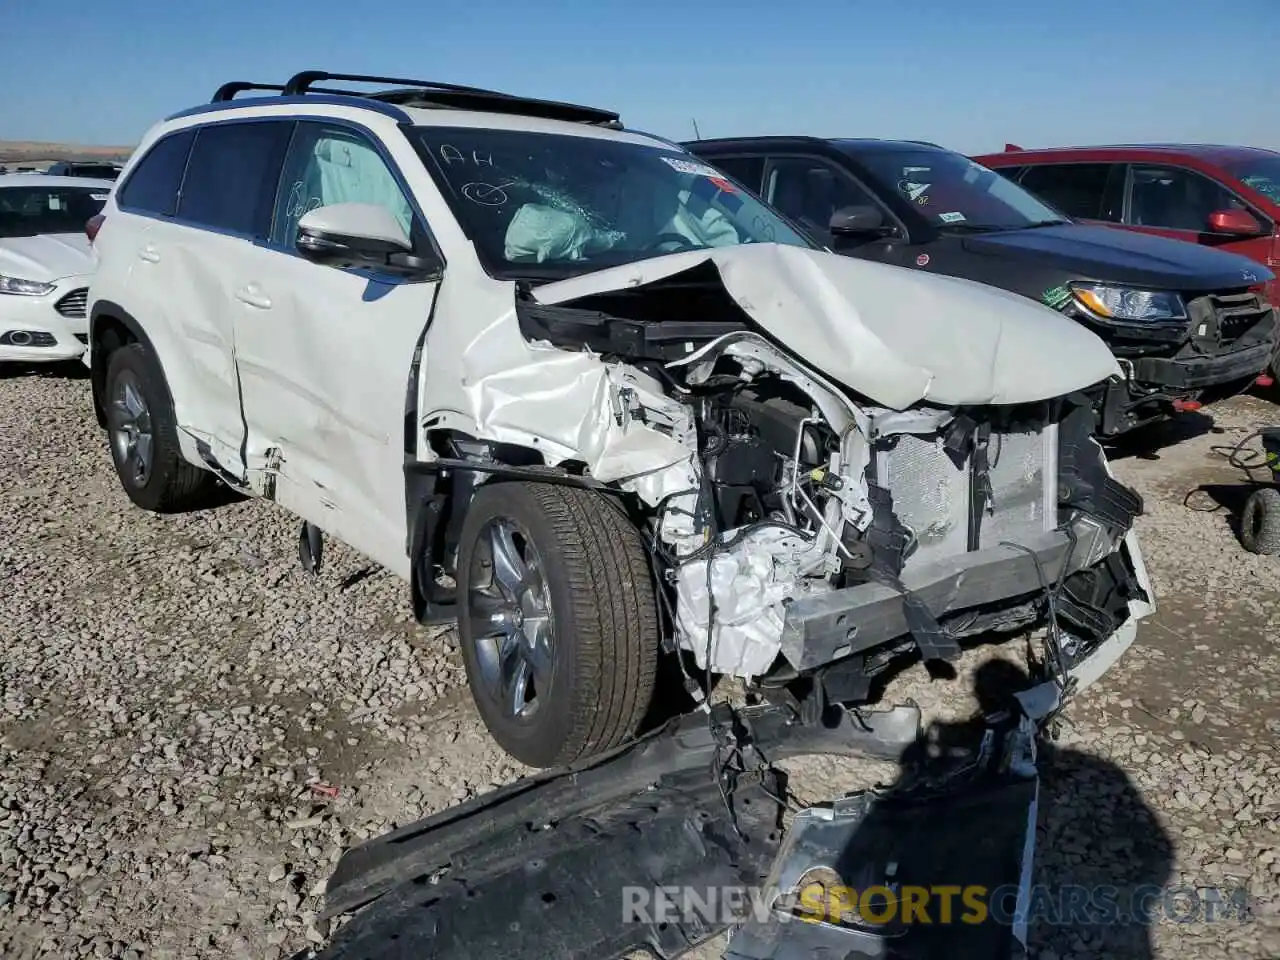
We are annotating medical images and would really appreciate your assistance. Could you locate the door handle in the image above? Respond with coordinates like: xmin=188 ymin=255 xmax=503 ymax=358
xmin=235 ymin=285 xmax=272 ymax=310
xmin=137 ymin=244 xmax=160 ymax=263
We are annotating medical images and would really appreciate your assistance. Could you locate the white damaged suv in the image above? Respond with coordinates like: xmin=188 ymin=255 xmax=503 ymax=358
xmin=88 ymin=72 xmax=1155 ymax=767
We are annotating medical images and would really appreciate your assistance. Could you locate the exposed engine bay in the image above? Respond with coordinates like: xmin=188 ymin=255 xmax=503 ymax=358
xmin=417 ymin=249 xmax=1155 ymax=708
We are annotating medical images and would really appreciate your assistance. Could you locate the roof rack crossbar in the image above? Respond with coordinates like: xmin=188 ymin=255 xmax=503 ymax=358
xmin=209 ymin=72 xmax=621 ymax=125
xmin=282 ymin=70 xmax=621 ymax=126
xmin=211 ymin=80 xmax=363 ymax=103
xmin=212 ymin=81 xmax=284 ymax=102
xmin=284 ymin=71 xmax=525 ymax=99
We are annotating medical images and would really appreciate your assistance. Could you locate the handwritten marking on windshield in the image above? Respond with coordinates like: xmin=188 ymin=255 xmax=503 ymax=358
xmin=440 ymin=144 xmax=464 ymax=165
xmin=750 ymin=215 xmax=776 ymax=242
xmin=461 ymin=181 xmax=513 ymax=206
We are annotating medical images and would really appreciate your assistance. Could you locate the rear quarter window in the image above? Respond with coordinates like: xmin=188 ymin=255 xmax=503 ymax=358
xmin=116 ymin=129 xmax=196 ymax=217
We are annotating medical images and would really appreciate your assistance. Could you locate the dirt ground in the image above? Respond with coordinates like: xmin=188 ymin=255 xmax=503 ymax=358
xmin=0 ymin=366 xmax=1277 ymax=960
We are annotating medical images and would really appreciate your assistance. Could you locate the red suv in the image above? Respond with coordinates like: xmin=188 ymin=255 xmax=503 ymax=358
xmin=974 ymin=144 xmax=1280 ymax=308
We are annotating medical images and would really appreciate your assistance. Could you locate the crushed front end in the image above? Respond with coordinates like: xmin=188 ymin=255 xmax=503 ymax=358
xmin=429 ymin=247 xmax=1156 ymax=723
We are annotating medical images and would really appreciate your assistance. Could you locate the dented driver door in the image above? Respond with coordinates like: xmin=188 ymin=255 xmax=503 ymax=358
xmin=231 ymin=121 xmax=440 ymax=577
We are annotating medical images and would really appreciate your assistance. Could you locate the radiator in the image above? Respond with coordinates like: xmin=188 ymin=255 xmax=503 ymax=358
xmin=874 ymin=421 xmax=1058 ymax=571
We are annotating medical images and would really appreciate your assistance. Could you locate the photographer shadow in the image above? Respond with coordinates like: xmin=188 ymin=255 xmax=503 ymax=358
xmin=900 ymin=660 xmax=1176 ymax=959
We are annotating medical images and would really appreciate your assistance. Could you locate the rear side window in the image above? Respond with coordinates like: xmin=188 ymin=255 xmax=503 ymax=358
xmin=177 ymin=121 xmax=292 ymax=235
xmin=117 ymin=129 xmax=195 ymax=217
xmin=1018 ymin=163 xmax=1119 ymax=221
xmin=704 ymin=156 xmax=765 ymax=193
xmin=989 ymin=165 xmax=1025 ymax=182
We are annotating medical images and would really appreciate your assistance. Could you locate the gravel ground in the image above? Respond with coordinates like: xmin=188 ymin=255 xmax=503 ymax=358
xmin=0 ymin=364 xmax=1277 ymax=960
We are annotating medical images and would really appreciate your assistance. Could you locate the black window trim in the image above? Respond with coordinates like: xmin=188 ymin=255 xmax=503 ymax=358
xmin=115 ymin=115 xmax=447 ymax=274
xmin=760 ymin=152 xmax=908 ymax=243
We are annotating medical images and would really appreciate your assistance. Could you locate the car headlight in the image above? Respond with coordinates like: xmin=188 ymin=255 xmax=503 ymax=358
xmin=0 ymin=275 xmax=56 ymax=296
xmin=1070 ymin=282 xmax=1186 ymax=322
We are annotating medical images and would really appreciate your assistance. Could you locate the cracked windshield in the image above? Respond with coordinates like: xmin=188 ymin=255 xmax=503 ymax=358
xmin=414 ymin=127 xmax=812 ymax=277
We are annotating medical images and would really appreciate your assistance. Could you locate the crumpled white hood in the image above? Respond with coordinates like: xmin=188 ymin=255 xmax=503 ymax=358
xmin=0 ymin=233 xmax=94 ymax=283
xmin=533 ymin=243 xmax=1120 ymax=410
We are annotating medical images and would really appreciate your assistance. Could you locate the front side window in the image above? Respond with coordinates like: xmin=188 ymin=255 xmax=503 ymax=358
xmin=765 ymin=158 xmax=880 ymax=237
xmin=177 ymin=121 xmax=291 ymax=235
xmin=855 ymin=149 xmax=1068 ymax=231
xmin=270 ymin=123 xmax=415 ymax=248
xmin=0 ymin=186 xmax=109 ymax=238
xmin=116 ymin=129 xmax=195 ymax=217
xmin=1127 ymin=165 xmax=1244 ymax=232
xmin=412 ymin=127 xmax=813 ymax=279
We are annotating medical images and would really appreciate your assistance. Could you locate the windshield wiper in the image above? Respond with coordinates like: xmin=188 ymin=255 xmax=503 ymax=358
xmin=935 ymin=223 xmax=1008 ymax=233
xmin=1020 ymin=219 xmax=1070 ymax=229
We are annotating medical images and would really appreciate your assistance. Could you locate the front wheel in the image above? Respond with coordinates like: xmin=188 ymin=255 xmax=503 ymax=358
xmin=456 ymin=481 xmax=660 ymax=768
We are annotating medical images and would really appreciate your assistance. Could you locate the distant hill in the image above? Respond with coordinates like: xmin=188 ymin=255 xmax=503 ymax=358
xmin=0 ymin=140 xmax=134 ymax=167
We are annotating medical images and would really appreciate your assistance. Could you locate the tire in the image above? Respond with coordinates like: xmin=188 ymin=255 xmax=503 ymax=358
xmin=456 ymin=481 xmax=660 ymax=768
xmin=1240 ymin=487 xmax=1280 ymax=555
xmin=103 ymin=342 xmax=215 ymax=513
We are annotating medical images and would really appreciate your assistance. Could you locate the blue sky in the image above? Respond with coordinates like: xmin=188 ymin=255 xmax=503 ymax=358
xmin=3 ymin=0 xmax=1277 ymax=153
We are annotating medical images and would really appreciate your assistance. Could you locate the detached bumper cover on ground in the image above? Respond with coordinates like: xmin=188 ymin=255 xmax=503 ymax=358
xmin=293 ymin=666 xmax=1132 ymax=960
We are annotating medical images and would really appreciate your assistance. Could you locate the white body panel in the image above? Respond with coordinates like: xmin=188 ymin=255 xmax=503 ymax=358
xmin=0 ymin=176 xmax=111 ymax=363
xmin=86 ymin=94 xmax=1153 ymax=689
xmin=234 ymin=246 xmax=439 ymax=577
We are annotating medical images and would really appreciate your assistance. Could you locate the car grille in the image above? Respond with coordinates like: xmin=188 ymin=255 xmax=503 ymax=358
xmin=874 ymin=420 xmax=1057 ymax=571
xmin=1189 ymin=291 xmax=1271 ymax=345
xmin=54 ymin=288 xmax=88 ymax=319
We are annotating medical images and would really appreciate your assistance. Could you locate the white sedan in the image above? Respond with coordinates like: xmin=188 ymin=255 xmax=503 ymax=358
xmin=0 ymin=174 xmax=112 ymax=363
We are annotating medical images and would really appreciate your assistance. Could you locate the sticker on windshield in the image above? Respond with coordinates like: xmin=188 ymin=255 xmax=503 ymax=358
xmin=661 ymin=156 xmax=725 ymax=178
xmin=938 ymin=211 xmax=967 ymax=223
xmin=90 ymin=193 xmax=109 ymax=201
xmin=899 ymin=179 xmax=930 ymax=201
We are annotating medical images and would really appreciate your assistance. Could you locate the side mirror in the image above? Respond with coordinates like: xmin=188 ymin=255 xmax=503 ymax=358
xmin=1207 ymin=208 xmax=1263 ymax=237
xmin=828 ymin=205 xmax=886 ymax=236
xmin=296 ymin=203 xmax=439 ymax=278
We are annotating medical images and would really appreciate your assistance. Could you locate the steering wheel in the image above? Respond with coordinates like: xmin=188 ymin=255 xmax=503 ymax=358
xmin=647 ymin=232 xmax=697 ymax=253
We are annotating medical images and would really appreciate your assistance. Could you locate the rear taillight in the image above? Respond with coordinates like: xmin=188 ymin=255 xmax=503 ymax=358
xmin=86 ymin=214 xmax=105 ymax=244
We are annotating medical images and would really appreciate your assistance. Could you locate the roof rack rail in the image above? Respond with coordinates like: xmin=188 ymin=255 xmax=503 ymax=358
xmin=280 ymin=70 xmax=622 ymax=126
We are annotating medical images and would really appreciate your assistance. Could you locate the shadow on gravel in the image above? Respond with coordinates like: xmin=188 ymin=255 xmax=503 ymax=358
xmin=1104 ymin=410 xmax=1218 ymax=462
xmin=0 ymin=358 xmax=90 ymax=380
xmin=905 ymin=660 xmax=1175 ymax=960
xmin=1181 ymin=481 xmax=1255 ymax=542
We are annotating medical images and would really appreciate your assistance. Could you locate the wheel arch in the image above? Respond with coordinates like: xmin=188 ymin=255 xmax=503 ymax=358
xmin=405 ymin=429 xmax=594 ymax=626
xmin=89 ymin=302 xmax=175 ymax=430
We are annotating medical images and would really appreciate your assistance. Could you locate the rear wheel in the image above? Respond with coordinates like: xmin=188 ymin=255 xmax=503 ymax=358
xmin=104 ymin=342 xmax=215 ymax=512
xmin=456 ymin=481 xmax=659 ymax=768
